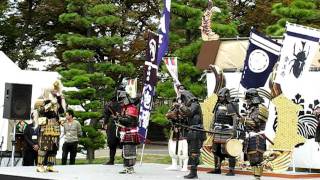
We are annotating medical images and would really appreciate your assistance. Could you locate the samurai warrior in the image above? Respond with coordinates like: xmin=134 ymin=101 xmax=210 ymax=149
xmin=208 ymin=87 xmax=240 ymax=176
xmin=242 ymin=88 xmax=269 ymax=180
xmin=117 ymin=91 xmax=140 ymax=174
xmin=33 ymin=81 xmax=66 ymax=172
xmin=177 ymin=85 xmax=206 ymax=179
xmin=165 ymin=98 xmax=189 ymax=171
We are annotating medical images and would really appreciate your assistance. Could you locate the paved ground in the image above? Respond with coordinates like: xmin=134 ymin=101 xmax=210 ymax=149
xmin=1 ymin=163 xmax=318 ymax=180
xmin=94 ymin=144 xmax=169 ymax=158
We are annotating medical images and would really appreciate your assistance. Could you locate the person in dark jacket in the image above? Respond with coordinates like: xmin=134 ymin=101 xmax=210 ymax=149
xmin=23 ymin=113 xmax=39 ymax=166
xmin=103 ymin=96 xmax=122 ymax=165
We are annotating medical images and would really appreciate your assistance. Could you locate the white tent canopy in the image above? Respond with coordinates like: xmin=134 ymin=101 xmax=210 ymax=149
xmin=0 ymin=51 xmax=60 ymax=152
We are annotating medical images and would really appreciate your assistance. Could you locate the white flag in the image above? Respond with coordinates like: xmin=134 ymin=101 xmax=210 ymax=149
xmin=206 ymin=73 xmax=216 ymax=97
xmin=125 ymin=78 xmax=137 ymax=98
xmin=164 ymin=57 xmax=180 ymax=93
xmin=275 ymin=22 xmax=320 ymax=85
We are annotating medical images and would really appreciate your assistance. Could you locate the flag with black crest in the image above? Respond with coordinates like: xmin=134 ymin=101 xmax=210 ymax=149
xmin=240 ymin=29 xmax=281 ymax=89
xmin=275 ymin=22 xmax=320 ymax=85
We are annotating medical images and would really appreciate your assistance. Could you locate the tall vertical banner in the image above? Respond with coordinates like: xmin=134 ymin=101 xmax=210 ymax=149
xmin=156 ymin=0 xmax=171 ymax=65
xmin=275 ymin=22 xmax=320 ymax=85
xmin=138 ymin=32 xmax=159 ymax=143
xmin=240 ymin=29 xmax=281 ymax=89
xmin=164 ymin=57 xmax=180 ymax=93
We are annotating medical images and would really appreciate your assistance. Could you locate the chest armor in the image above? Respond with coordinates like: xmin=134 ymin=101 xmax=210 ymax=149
xmin=214 ymin=104 xmax=235 ymax=126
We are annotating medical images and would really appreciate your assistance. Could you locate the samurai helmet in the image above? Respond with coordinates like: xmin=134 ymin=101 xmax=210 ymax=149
xmin=117 ymin=90 xmax=133 ymax=105
xmin=217 ymin=87 xmax=231 ymax=103
xmin=245 ymin=88 xmax=264 ymax=105
xmin=179 ymin=90 xmax=197 ymax=106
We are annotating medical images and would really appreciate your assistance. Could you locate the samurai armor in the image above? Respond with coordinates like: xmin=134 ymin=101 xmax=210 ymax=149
xmin=119 ymin=127 xmax=140 ymax=144
xmin=39 ymin=118 xmax=60 ymax=151
xmin=245 ymin=135 xmax=266 ymax=154
xmin=123 ymin=144 xmax=137 ymax=159
xmin=213 ymin=127 xmax=234 ymax=143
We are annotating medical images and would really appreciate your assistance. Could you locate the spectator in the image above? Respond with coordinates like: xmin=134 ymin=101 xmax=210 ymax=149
xmin=23 ymin=115 xmax=39 ymax=166
xmin=62 ymin=109 xmax=82 ymax=165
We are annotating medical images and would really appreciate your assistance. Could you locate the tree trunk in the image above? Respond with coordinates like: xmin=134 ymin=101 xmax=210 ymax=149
xmin=87 ymin=148 xmax=95 ymax=163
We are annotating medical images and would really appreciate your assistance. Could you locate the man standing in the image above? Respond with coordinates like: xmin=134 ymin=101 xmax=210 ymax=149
xmin=178 ymin=85 xmax=206 ymax=179
xmin=23 ymin=113 xmax=39 ymax=166
xmin=103 ymin=96 xmax=121 ymax=165
xmin=242 ymin=88 xmax=268 ymax=180
xmin=62 ymin=109 xmax=82 ymax=165
xmin=208 ymin=87 xmax=239 ymax=176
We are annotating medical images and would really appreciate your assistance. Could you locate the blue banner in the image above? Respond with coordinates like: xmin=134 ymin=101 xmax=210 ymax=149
xmin=138 ymin=32 xmax=159 ymax=143
xmin=240 ymin=29 xmax=281 ymax=89
xmin=156 ymin=0 xmax=171 ymax=65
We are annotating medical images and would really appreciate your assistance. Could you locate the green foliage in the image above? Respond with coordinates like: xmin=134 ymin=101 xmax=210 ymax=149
xmin=174 ymin=40 xmax=202 ymax=63
xmin=266 ymin=0 xmax=320 ymax=36
xmin=151 ymin=105 xmax=170 ymax=126
xmin=156 ymin=80 xmax=176 ymax=98
xmin=56 ymin=0 xmax=141 ymax=161
xmin=62 ymin=49 xmax=95 ymax=62
xmin=211 ymin=0 xmax=239 ymax=38
xmin=156 ymin=62 xmax=206 ymax=100
xmin=79 ymin=126 xmax=105 ymax=150
xmin=75 ymin=111 xmax=102 ymax=120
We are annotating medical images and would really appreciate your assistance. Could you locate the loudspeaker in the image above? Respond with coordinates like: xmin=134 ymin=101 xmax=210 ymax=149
xmin=3 ymin=83 xmax=32 ymax=120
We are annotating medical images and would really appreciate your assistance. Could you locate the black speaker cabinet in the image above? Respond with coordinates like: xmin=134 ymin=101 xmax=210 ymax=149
xmin=3 ymin=83 xmax=32 ymax=120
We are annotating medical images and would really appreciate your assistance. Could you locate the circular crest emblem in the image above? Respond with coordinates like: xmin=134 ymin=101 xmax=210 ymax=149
xmin=248 ymin=49 xmax=269 ymax=73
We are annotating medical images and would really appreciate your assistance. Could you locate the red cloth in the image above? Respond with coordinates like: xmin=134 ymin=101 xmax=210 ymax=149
xmin=120 ymin=127 xmax=140 ymax=144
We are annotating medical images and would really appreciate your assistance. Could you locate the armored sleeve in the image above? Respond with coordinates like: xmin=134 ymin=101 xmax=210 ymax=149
xmin=245 ymin=104 xmax=268 ymax=131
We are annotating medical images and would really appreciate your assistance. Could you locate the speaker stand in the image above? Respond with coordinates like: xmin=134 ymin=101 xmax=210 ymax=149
xmin=10 ymin=119 xmax=17 ymax=167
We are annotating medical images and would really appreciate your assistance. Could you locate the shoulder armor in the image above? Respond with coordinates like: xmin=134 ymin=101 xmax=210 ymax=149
xmin=258 ymin=104 xmax=269 ymax=122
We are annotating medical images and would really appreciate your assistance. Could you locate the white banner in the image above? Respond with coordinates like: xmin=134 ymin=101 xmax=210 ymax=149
xmin=125 ymin=78 xmax=137 ymax=98
xmin=206 ymin=73 xmax=216 ymax=97
xmin=275 ymin=22 xmax=320 ymax=85
xmin=164 ymin=57 xmax=180 ymax=92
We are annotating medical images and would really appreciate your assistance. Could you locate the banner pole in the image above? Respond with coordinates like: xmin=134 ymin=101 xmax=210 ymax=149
xmin=139 ymin=129 xmax=148 ymax=165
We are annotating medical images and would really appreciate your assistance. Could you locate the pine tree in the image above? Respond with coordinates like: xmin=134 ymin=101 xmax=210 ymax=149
xmin=266 ymin=0 xmax=320 ymax=36
xmin=56 ymin=0 xmax=135 ymax=162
